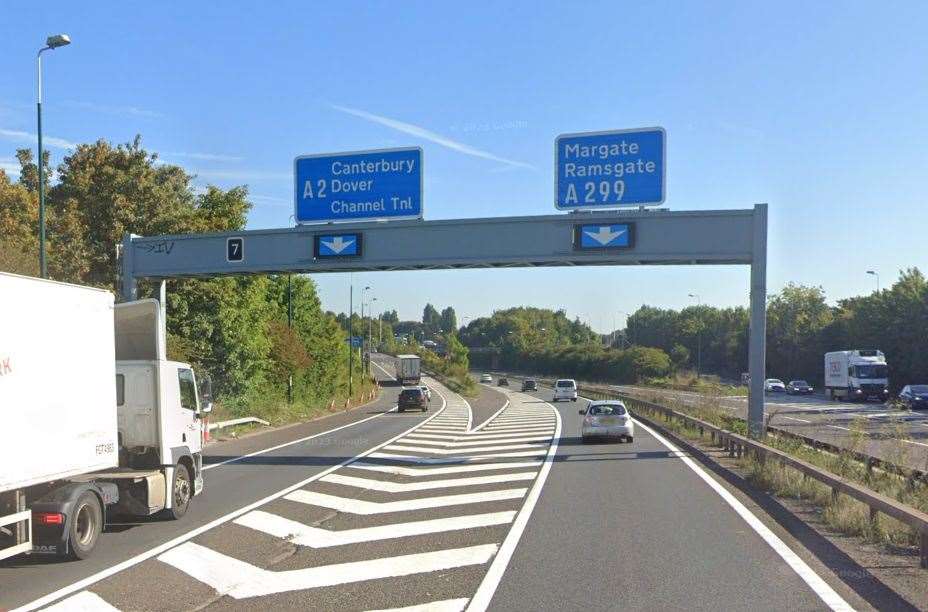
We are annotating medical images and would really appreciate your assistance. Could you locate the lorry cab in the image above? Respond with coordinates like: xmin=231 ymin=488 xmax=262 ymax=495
xmin=824 ymin=350 xmax=889 ymax=401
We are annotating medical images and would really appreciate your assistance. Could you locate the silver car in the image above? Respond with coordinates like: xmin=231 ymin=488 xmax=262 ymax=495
xmin=579 ymin=401 xmax=634 ymax=442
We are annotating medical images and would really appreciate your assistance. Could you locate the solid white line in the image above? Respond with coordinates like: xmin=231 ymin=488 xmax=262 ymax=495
xmin=284 ymin=488 xmax=526 ymax=514
xmin=402 ymin=434 xmax=553 ymax=447
xmin=371 ymin=449 xmax=547 ymax=462
xmin=370 ymin=358 xmax=397 ymax=381
xmin=235 ymin=509 xmax=516 ymax=547
xmin=321 ymin=471 xmax=537 ymax=492
xmin=349 ymin=461 xmax=542 ymax=477
xmin=405 ymin=431 xmax=553 ymax=442
xmin=781 ymin=416 xmax=811 ymax=423
xmin=471 ymin=400 xmax=510 ymax=432
xmin=467 ymin=400 xmax=561 ymax=611
xmin=158 ymin=542 xmax=498 ymax=599
xmin=42 ymin=591 xmax=120 ymax=611
xmin=367 ymin=598 xmax=469 ymax=612
xmin=631 ymin=418 xmax=853 ymax=611
xmin=15 ymin=383 xmax=452 ymax=612
xmin=385 ymin=442 xmax=546 ymax=455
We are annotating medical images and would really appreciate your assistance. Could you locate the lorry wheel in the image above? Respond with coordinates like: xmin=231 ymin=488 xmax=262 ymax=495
xmin=168 ymin=464 xmax=192 ymax=520
xmin=69 ymin=492 xmax=103 ymax=559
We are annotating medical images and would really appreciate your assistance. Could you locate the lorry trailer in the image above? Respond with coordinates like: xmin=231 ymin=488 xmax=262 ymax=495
xmin=395 ymin=354 xmax=422 ymax=385
xmin=824 ymin=349 xmax=890 ymax=401
xmin=0 ymin=273 xmax=212 ymax=560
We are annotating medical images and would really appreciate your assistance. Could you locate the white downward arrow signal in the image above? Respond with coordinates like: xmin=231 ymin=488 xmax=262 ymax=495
xmin=321 ymin=236 xmax=354 ymax=254
xmin=584 ymin=226 xmax=625 ymax=245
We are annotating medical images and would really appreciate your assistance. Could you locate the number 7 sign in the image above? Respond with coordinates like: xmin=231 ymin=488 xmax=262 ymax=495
xmin=226 ymin=237 xmax=244 ymax=263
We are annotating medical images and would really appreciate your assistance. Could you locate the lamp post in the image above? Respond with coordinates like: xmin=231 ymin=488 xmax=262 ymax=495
xmin=867 ymin=270 xmax=880 ymax=293
xmin=688 ymin=294 xmax=702 ymax=378
xmin=36 ymin=34 xmax=71 ymax=279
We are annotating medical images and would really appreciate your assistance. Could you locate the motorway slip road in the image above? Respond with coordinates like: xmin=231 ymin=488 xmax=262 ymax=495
xmin=4 ymin=375 xmax=867 ymax=610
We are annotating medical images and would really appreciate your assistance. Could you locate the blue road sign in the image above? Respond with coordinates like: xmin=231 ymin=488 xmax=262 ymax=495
xmin=574 ymin=223 xmax=635 ymax=250
xmin=314 ymin=233 xmax=362 ymax=258
xmin=348 ymin=336 xmax=363 ymax=348
xmin=556 ymin=128 xmax=665 ymax=209
xmin=295 ymin=147 xmax=422 ymax=223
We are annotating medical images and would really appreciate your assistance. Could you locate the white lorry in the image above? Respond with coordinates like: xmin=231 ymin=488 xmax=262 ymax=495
xmin=0 ymin=273 xmax=211 ymax=560
xmin=395 ymin=354 xmax=422 ymax=385
xmin=824 ymin=350 xmax=890 ymax=401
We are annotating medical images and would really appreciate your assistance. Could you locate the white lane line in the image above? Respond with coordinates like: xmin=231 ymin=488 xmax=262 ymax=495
xmin=826 ymin=425 xmax=851 ymax=431
xmin=16 ymin=382 xmax=452 ymax=612
xmin=321 ymin=472 xmax=537 ymax=492
xmin=371 ymin=449 xmax=548 ymax=462
xmin=349 ymin=461 xmax=542 ymax=477
xmin=235 ymin=509 xmax=516 ymax=547
xmin=385 ymin=442 xmax=546 ymax=455
xmin=471 ymin=400 xmax=510 ymax=432
xmin=367 ymin=598 xmax=469 ymax=612
xmin=402 ymin=434 xmax=553 ymax=447
xmin=631 ymin=419 xmax=853 ymax=612
xmin=158 ymin=542 xmax=498 ymax=599
xmin=284 ymin=488 xmax=526 ymax=514
xmin=900 ymin=439 xmax=928 ymax=448
xmin=405 ymin=432 xmax=553 ymax=442
xmin=467 ymin=393 xmax=561 ymax=612
xmin=781 ymin=416 xmax=811 ymax=423
xmin=370 ymin=358 xmax=398 ymax=381
xmin=475 ymin=425 xmax=555 ymax=433
xmin=41 ymin=591 xmax=121 ymax=611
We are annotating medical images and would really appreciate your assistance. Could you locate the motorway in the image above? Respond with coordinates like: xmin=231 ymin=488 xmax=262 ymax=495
xmin=0 ymin=357 xmax=883 ymax=611
xmin=615 ymin=385 xmax=928 ymax=471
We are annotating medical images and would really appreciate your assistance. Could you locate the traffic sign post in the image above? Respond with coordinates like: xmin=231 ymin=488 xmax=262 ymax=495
xmin=294 ymin=147 xmax=423 ymax=224
xmin=556 ymin=127 xmax=665 ymax=210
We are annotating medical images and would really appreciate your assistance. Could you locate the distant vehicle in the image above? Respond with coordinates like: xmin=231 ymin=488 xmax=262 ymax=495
xmin=419 ymin=385 xmax=432 ymax=401
xmin=786 ymin=380 xmax=813 ymax=395
xmin=398 ymin=387 xmax=428 ymax=412
xmin=899 ymin=385 xmax=928 ymax=410
xmin=522 ymin=379 xmax=538 ymax=392
xmin=553 ymin=379 xmax=578 ymax=402
xmin=824 ymin=350 xmax=889 ymax=401
xmin=579 ymin=401 xmax=634 ymax=443
xmin=395 ymin=354 xmax=421 ymax=386
xmin=764 ymin=379 xmax=786 ymax=393
xmin=498 ymin=377 xmax=509 ymax=387
xmin=480 ymin=374 xmax=493 ymax=383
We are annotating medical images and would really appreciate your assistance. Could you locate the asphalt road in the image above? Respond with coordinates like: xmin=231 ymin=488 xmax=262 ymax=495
xmin=615 ymin=385 xmax=928 ymax=471
xmin=3 ymin=362 xmax=874 ymax=611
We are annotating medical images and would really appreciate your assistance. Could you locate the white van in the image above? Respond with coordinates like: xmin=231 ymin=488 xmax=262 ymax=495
xmin=553 ymin=379 xmax=578 ymax=402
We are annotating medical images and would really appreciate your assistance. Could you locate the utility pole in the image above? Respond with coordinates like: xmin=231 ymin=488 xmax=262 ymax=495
xmin=287 ymin=274 xmax=293 ymax=404
xmin=688 ymin=294 xmax=702 ymax=378
xmin=348 ymin=281 xmax=353 ymax=397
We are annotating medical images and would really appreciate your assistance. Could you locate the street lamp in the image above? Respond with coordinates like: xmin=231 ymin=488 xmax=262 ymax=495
xmin=36 ymin=33 xmax=71 ymax=279
xmin=688 ymin=294 xmax=702 ymax=378
xmin=867 ymin=270 xmax=880 ymax=293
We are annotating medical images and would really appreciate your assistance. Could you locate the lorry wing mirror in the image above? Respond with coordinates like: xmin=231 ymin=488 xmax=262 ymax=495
xmin=198 ymin=373 xmax=214 ymax=415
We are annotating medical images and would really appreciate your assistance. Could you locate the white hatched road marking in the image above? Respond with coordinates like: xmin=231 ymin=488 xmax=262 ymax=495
xmin=367 ymin=598 xmax=469 ymax=612
xmin=235 ymin=510 xmax=517 ymax=547
xmin=370 ymin=449 xmax=547 ymax=462
xmin=284 ymin=488 xmax=527 ymax=514
xmin=406 ymin=431 xmax=553 ymax=441
xmin=42 ymin=591 xmax=121 ymax=611
xmin=158 ymin=542 xmax=498 ymax=599
xmin=403 ymin=434 xmax=553 ymax=446
xmin=385 ymin=442 xmax=547 ymax=454
xmin=349 ymin=460 xmax=543 ymax=477
xmin=321 ymin=471 xmax=537 ymax=492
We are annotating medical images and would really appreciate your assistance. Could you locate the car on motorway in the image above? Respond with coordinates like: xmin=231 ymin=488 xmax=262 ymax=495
xmin=553 ymin=378 xmax=578 ymax=402
xmin=764 ymin=378 xmax=786 ymax=393
xmin=398 ymin=387 xmax=429 ymax=412
xmin=498 ymin=377 xmax=509 ymax=386
xmin=786 ymin=380 xmax=814 ymax=395
xmin=521 ymin=379 xmax=538 ymax=392
xmin=579 ymin=400 xmax=634 ymax=442
xmin=480 ymin=373 xmax=493 ymax=383
xmin=419 ymin=385 xmax=432 ymax=401
xmin=899 ymin=385 xmax=928 ymax=410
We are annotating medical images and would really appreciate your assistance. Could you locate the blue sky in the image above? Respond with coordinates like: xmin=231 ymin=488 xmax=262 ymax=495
xmin=3 ymin=1 xmax=926 ymax=332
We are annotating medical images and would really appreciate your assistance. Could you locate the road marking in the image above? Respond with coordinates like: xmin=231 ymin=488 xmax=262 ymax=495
xmin=406 ymin=431 xmax=553 ymax=441
xmin=368 ymin=598 xmax=469 ymax=612
xmin=385 ymin=442 xmax=547 ymax=455
xmin=471 ymin=400 xmax=510 ymax=432
xmin=826 ymin=425 xmax=851 ymax=431
xmin=42 ymin=591 xmax=120 ymax=611
xmin=158 ymin=542 xmax=498 ymax=599
xmin=370 ymin=449 xmax=547 ymax=463
xmin=349 ymin=461 xmax=542 ymax=477
xmin=631 ymin=419 xmax=853 ymax=612
xmin=235 ymin=510 xmax=517 ymax=547
xmin=403 ymin=434 xmax=553 ymax=447
xmin=15 ymin=382 xmax=452 ymax=612
xmin=467 ymin=393 xmax=562 ymax=612
xmin=284 ymin=488 xmax=527 ymax=514
xmin=781 ymin=416 xmax=811 ymax=423
xmin=322 ymin=471 xmax=537 ymax=492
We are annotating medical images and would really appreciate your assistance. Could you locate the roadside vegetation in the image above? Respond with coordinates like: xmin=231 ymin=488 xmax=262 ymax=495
xmin=0 ymin=139 xmax=372 ymax=424
xmin=642 ymin=372 xmax=748 ymax=396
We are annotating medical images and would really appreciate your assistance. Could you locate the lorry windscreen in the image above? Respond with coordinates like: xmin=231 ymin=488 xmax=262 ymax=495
xmin=854 ymin=364 xmax=888 ymax=379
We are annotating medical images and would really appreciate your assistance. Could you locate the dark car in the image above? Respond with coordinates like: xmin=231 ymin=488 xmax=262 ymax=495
xmin=398 ymin=387 xmax=428 ymax=412
xmin=899 ymin=385 xmax=928 ymax=410
xmin=497 ymin=377 xmax=509 ymax=387
xmin=786 ymin=380 xmax=814 ymax=395
xmin=521 ymin=379 xmax=538 ymax=392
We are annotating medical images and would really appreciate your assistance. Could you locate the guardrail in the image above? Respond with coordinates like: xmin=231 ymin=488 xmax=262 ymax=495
xmin=207 ymin=417 xmax=270 ymax=432
xmin=577 ymin=383 xmax=928 ymax=568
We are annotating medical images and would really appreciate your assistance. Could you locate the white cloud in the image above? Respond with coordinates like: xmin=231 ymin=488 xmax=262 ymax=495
xmin=192 ymin=169 xmax=290 ymax=181
xmin=0 ymin=128 xmax=76 ymax=150
xmin=0 ymin=157 xmax=20 ymax=177
xmin=63 ymin=100 xmax=164 ymax=119
xmin=330 ymin=104 xmax=535 ymax=171
xmin=250 ymin=194 xmax=291 ymax=208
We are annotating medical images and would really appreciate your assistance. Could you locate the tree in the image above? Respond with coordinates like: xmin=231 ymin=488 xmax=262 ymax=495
xmin=440 ymin=306 xmax=457 ymax=334
xmin=422 ymin=303 xmax=441 ymax=335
